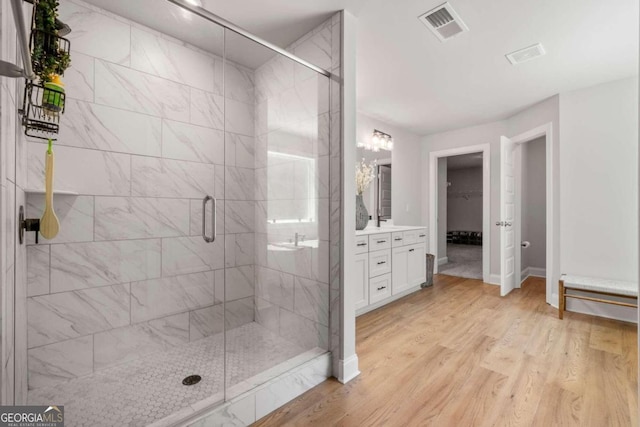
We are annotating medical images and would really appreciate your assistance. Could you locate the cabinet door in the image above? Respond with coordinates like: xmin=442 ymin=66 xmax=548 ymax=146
xmin=392 ymin=246 xmax=409 ymax=295
xmin=408 ymin=243 xmax=427 ymax=287
xmin=354 ymin=252 xmax=369 ymax=310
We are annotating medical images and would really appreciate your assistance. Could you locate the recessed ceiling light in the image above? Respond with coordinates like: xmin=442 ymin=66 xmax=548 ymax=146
xmin=506 ymin=43 xmax=546 ymax=65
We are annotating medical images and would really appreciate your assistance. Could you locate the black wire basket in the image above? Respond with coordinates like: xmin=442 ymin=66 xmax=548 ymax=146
xmin=20 ymin=81 xmax=65 ymax=139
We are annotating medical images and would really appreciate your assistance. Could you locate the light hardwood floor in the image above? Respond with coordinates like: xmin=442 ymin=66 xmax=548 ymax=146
xmin=254 ymin=275 xmax=638 ymax=426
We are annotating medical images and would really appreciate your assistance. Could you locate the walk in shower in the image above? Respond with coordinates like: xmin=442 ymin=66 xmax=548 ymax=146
xmin=1 ymin=0 xmax=340 ymax=424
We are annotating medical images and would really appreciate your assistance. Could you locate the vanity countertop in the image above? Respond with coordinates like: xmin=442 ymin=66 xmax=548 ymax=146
xmin=356 ymin=225 xmax=427 ymax=236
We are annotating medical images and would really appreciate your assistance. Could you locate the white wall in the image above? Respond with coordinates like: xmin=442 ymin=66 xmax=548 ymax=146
xmin=560 ymin=77 xmax=638 ymax=282
xmin=357 ymin=113 xmax=423 ymax=225
xmin=447 ymin=166 xmax=483 ymax=232
xmin=521 ymin=137 xmax=546 ymax=272
xmin=437 ymin=158 xmax=447 ymax=261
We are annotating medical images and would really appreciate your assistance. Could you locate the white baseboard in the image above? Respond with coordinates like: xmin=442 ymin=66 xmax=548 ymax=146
xmin=489 ymin=274 xmax=501 ymax=286
xmin=356 ymin=285 xmax=422 ymax=316
xmin=520 ymin=266 xmax=546 ymax=285
xmin=338 ymin=354 xmax=360 ymax=384
xmin=438 ymin=257 xmax=448 ymax=266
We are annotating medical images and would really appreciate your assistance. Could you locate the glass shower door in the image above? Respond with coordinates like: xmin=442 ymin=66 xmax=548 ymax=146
xmin=223 ymin=29 xmax=331 ymax=400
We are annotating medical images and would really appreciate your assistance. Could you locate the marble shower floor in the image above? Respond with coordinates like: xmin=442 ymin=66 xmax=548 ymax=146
xmin=27 ymin=322 xmax=315 ymax=427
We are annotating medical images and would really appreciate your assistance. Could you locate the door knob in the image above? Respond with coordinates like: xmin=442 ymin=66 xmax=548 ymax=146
xmin=495 ymin=221 xmax=504 ymax=226
xmin=505 ymin=222 xmax=512 ymax=226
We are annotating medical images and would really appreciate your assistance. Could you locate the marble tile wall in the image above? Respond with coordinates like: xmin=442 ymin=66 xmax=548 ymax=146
xmin=252 ymin=16 xmax=339 ymax=353
xmin=23 ymin=0 xmax=257 ymax=391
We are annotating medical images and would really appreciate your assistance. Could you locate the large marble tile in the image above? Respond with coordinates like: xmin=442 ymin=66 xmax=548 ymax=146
xmin=225 ymin=265 xmax=254 ymax=302
xmin=267 ymin=75 xmax=329 ymax=134
xmin=293 ymin=22 xmax=332 ymax=83
xmin=225 ymin=98 xmax=255 ymax=137
xmin=59 ymin=1 xmax=131 ymax=65
xmin=27 ymin=142 xmax=130 ymax=196
xmin=294 ymin=277 xmax=329 ymax=327
xmin=225 ymin=166 xmax=254 ymax=201
xmin=59 ymin=99 xmax=162 ymax=156
xmin=225 ymin=62 xmax=255 ymax=104
xmin=161 ymin=236 xmax=224 ymax=276
xmin=278 ymin=309 xmax=328 ymax=351
xmin=235 ymin=233 xmax=254 ymax=267
xmin=50 ymin=240 xmax=161 ymax=292
xmin=95 ymin=60 xmax=190 ymax=121
xmin=130 ymin=271 xmax=214 ymax=323
xmin=255 ymin=297 xmax=280 ymax=335
xmin=190 ymin=89 xmax=224 ymax=130
xmin=254 ymin=54 xmax=295 ymax=104
xmin=225 ymin=201 xmax=255 ymax=234
xmin=130 ymin=27 xmax=216 ymax=93
xmin=255 ymin=266 xmax=294 ymax=311
xmin=162 ymin=120 xmax=224 ymax=165
xmin=225 ymin=298 xmax=254 ymax=330
xmin=27 ymin=284 xmax=130 ymax=348
xmin=94 ymin=197 xmax=189 ymax=240
xmin=225 ymin=132 xmax=254 ymax=169
xmin=254 ymin=353 xmax=330 ymax=420
xmin=131 ymin=156 xmax=215 ymax=198
xmin=94 ymin=313 xmax=189 ymax=370
xmin=64 ymin=52 xmax=94 ymax=102
xmin=27 ymin=336 xmax=93 ymax=390
xmin=26 ymin=195 xmax=93 ymax=244
xmin=26 ymin=246 xmax=49 ymax=297
xmin=189 ymin=304 xmax=223 ymax=341
xmin=191 ymin=393 xmax=255 ymax=427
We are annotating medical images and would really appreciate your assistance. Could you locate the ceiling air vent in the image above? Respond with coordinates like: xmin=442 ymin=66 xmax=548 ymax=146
xmin=418 ymin=2 xmax=469 ymax=42
xmin=505 ymin=43 xmax=546 ymax=65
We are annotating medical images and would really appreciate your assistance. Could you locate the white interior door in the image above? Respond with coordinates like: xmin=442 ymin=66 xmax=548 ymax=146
xmin=500 ymin=136 xmax=517 ymax=296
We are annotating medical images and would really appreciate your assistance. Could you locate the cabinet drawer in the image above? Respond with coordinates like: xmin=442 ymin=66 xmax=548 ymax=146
xmin=369 ymin=249 xmax=391 ymax=277
xmin=355 ymin=235 xmax=369 ymax=254
xmin=403 ymin=229 xmax=427 ymax=245
xmin=369 ymin=273 xmax=392 ymax=304
xmin=369 ymin=233 xmax=391 ymax=251
xmin=392 ymin=232 xmax=405 ymax=247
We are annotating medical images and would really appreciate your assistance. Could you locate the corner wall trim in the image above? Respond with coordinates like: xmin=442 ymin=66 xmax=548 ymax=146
xmin=338 ymin=354 xmax=360 ymax=384
xmin=489 ymin=274 xmax=501 ymax=286
xmin=438 ymin=257 xmax=448 ymax=266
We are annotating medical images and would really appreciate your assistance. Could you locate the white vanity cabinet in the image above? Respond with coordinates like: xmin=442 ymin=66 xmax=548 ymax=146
xmin=354 ymin=227 xmax=427 ymax=316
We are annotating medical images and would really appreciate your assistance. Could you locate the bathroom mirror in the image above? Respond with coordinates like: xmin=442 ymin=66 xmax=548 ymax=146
xmin=356 ymin=145 xmax=392 ymax=224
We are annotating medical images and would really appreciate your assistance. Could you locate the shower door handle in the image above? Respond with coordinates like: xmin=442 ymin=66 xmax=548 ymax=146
xmin=202 ymin=195 xmax=216 ymax=243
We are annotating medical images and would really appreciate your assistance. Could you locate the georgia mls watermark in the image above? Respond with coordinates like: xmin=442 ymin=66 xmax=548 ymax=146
xmin=0 ymin=406 xmax=64 ymax=427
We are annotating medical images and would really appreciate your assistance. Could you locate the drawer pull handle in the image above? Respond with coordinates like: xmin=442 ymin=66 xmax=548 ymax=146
xmin=377 ymin=261 xmax=386 ymax=265
xmin=394 ymin=238 xmax=402 ymax=241
xmin=409 ymin=249 xmax=415 ymax=252
xmin=357 ymin=243 xmax=367 ymax=246
xmin=377 ymin=240 xmax=387 ymax=243
xmin=419 ymin=234 xmax=426 ymax=237
xmin=377 ymin=286 xmax=387 ymax=291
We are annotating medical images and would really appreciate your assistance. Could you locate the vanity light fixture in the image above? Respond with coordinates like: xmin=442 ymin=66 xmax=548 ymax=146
xmin=357 ymin=129 xmax=393 ymax=152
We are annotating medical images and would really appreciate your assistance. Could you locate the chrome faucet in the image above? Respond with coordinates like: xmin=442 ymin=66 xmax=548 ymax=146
xmin=376 ymin=210 xmax=387 ymax=228
xmin=294 ymin=233 xmax=306 ymax=246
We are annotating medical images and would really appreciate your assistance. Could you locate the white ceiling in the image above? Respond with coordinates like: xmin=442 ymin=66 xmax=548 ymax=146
xmin=81 ymin=0 xmax=638 ymax=135
xmin=356 ymin=0 xmax=639 ymax=135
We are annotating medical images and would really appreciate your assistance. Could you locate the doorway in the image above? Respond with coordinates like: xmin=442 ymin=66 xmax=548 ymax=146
xmin=429 ymin=144 xmax=491 ymax=283
xmin=437 ymin=153 xmax=484 ymax=279
xmin=498 ymin=123 xmax=556 ymax=304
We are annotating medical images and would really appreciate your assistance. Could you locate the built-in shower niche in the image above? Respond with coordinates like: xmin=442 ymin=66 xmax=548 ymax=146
xmin=19 ymin=0 xmax=337 ymax=424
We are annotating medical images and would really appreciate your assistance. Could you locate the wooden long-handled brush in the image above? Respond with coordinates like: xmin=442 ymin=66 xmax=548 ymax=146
xmin=40 ymin=139 xmax=59 ymax=239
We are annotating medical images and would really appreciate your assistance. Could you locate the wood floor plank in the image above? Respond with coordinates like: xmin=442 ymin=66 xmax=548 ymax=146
xmin=253 ymin=276 xmax=638 ymax=426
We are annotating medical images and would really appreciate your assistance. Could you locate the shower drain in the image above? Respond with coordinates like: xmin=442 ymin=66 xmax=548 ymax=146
xmin=182 ymin=375 xmax=202 ymax=386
